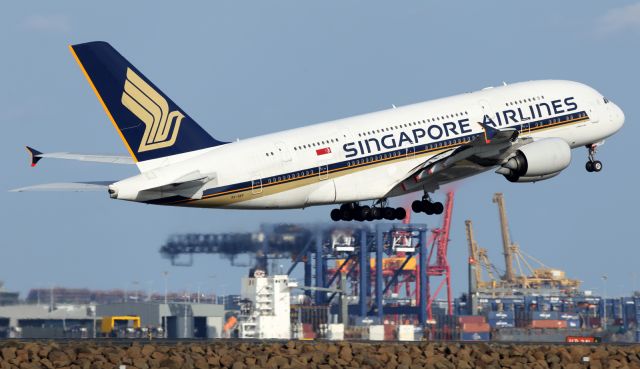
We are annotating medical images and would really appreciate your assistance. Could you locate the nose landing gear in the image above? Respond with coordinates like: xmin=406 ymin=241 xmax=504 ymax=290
xmin=585 ymin=144 xmax=603 ymax=173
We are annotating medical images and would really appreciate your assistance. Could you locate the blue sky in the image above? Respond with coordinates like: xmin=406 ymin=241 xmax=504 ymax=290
xmin=1 ymin=1 xmax=638 ymax=299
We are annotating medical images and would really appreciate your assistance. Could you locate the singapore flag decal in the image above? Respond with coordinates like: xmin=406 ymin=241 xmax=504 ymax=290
xmin=315 ymin=147 xmax=331 ymax=156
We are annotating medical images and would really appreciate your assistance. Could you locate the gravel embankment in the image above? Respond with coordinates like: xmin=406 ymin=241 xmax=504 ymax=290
xmin=1 ymin=340 xmax=639 ymax=369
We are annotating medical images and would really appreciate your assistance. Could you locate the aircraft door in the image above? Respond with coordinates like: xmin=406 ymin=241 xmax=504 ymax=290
xmin=405 ymin=146 xmax=415 ymax=160
xmin=318 ymin=164 xmax=329 ymax=180
xmin=251 ymin=173 xmax=263 ymax=195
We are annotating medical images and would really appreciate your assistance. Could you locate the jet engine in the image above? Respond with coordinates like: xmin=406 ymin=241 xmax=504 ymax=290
xmin=496 ymin=138 xmax=571 ymax=183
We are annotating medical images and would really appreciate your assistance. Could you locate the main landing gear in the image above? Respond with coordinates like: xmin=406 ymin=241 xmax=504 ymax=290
xmin=585 ymin=144 xmax=603 ymax=173
xmin=330 ymin=202 xmax=406 ymax=222
xmin=411 ymin=196 xmax=444 ymax=215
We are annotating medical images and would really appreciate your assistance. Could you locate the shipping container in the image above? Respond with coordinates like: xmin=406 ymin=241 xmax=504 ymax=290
xmin=488 ymin=311 xmax=514 ymax=320
xmin=530 ymin=320 xmax=567 ymax=329
xmin=458 ymin=315 xmax=486 ymax=324
xmin=383 ymin=324 xmax=396 ymax=340
xmin=369 ymin=325 xmax=385 ymax=341
xmin=461 ymin=322 xmax=490 ymax=332
xmin=488 ymin=319 xmax=515 ymax=328
xmin=397 ymin=325 xmax=415 ymax=341
xmin=566 ymin=319 xmax=580 ymax=328
xmin=327 ymin=324 xmax=344 ymax=341
xmin=588 ymin=317 xmax=602 ymax=328
xmin=532 ymin=311 xmax=559 ymax=320
xmin=460 ymin=331 xmax=490 ymax=341
xmin=559 ymin=313 xmax=579 ymax=320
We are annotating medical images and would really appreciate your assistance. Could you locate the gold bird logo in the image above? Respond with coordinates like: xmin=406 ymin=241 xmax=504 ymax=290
xmin=121 ymin=68 xmax=184 ymax=152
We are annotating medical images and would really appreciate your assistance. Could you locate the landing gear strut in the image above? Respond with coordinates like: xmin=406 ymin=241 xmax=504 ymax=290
xmin=585 ymin=144 xmax=603 ymax=173
xmin=330 ymin=201 xmax=406 ymax=222
xmin=411 ymin=195 xmax=444 ymax=215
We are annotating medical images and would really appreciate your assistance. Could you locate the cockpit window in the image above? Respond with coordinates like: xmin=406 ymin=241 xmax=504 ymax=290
xmin=603 ymin=97 xmax=610 ymax=104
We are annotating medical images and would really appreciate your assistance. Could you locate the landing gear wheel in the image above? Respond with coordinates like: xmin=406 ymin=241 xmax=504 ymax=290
xmin=353 ymin=205 xmax=369 ymax=222
xmin=423 ymin=201 xmax=435 ymax=215
xmin=432 ymin=202 xmax=444 ymax=215
xmin=340 ymin=209 xmax=353 ymax=222
xmin=382 ymin=207 xmax=396 ymax=220
xmin=393 ymin=207 xmax=407 ymax=220
xmin=585 ymin=144 xmax=603 ymax=173
xmin=585 ymin=161 xmax=594 ymax=172
xmin=370 ymin=207 xmax=381 ymax=220
xmin=330 ymin=209 xmax=341 ymax=221
xmin=411 ymin=200 xmax=424 ymax=213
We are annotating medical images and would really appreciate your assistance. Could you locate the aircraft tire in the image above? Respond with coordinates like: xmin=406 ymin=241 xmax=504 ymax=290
xmin=585 ymin=161 xmax=594 ymax=172
xmin=341 ymin=209 xmax=353 ymax=221
xmin=330 ymin=209 xmax=341 ymax=221
xmin=433 ymin=202 xmax=444 ymax=215
xmin=394 ymin=207 xmax=407 ymax=220
xmin=383 ymin=207 xmax=396 ymax=220
xmin=423 ymin=201 xmax=435 ymax=215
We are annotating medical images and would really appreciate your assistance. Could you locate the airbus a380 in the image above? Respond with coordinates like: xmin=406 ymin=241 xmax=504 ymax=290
xmin=14 ymin=41 xmax=625 ymax=222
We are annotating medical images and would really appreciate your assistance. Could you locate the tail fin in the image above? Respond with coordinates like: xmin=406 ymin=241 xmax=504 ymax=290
xmin=69 ymin=41 xmax=226 ymax=164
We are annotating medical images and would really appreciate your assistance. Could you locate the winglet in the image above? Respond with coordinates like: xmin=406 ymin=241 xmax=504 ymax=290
xmin=477 ymin=122 xmax=500 ymax=144
xmin=25 ymin=146 xmax=43 ymax=167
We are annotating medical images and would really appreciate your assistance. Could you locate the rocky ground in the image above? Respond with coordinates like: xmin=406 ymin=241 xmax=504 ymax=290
xmin=1 ymin=340 xmax=639 ymax=369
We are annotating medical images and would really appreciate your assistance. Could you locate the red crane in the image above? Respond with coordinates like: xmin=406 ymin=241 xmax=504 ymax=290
xmin=423 ymin=191 xmax=454 ymax=320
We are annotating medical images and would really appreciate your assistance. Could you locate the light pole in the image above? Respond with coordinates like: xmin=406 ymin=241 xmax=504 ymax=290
xmin=132 ymin=281 xmax=139 ymax=302
xmin=146 ymin=281 xmax=153 ymax=302
xmin=602 ymin=274 xmax=608 ymax=330
xmin=163 ymin=271 xmax=169 ymax=304
xmin=209 ymin=275 xmax=216 ymax=303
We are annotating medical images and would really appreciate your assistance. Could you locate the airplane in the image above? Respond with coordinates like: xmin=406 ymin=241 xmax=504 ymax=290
xmin=13 ymin=41 xmax=625 ymax=222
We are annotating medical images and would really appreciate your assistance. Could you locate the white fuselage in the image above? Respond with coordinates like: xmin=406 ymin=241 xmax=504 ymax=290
xmin=110 ymin=80 xmax=624 ymax=209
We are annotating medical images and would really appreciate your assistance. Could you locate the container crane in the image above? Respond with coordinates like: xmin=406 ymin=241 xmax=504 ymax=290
xmin=425 ymin=191 xmax=455 ymax=319
xmin=492 ymin=193 xmax=516 ymax=283
xmin=465 ymin=220 xmax=503 ymax=292
xmin=491 ymin=192 xmax=581 ymax=293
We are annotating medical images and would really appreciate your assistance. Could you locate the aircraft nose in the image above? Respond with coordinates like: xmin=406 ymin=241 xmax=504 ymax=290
xmin=612 ymin=103 xmax=625 ymax=132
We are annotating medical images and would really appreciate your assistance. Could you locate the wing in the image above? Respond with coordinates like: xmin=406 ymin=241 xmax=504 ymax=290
xmin=10 ymin=181 xmax=113 ymax=192
xmin=26 ymin=146 xmax=134 ymax=167
xmin=390 ymin=125 xmax=527 ymax=195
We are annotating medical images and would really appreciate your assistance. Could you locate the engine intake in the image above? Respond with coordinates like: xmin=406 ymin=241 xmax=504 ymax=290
xmin=497 ymin=138 xmax=571 ymax=182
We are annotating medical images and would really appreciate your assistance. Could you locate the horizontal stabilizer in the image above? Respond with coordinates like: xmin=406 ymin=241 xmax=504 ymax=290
xmin=25 ymin=146 xmax=134 ymax=166
xmin=10 ymin=181 xmax=113 ymax=192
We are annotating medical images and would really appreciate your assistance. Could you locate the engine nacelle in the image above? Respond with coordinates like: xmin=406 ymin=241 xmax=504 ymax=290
xmin=510 ymin=172 xmax=561 ymax=183
xmin=498 ymin=138 xmax=571 ymax=182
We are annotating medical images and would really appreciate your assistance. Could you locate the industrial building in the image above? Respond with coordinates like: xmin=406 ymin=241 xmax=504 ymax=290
xmin=96 ymin=302 xmax=225 ymax=338
xmin=0 ymin=282 xmax=19 ymax=306
xmin=0 ymin=301 xmax=225 ymax=339
xmin=0 ymin=304 xmax=95 ymax=338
